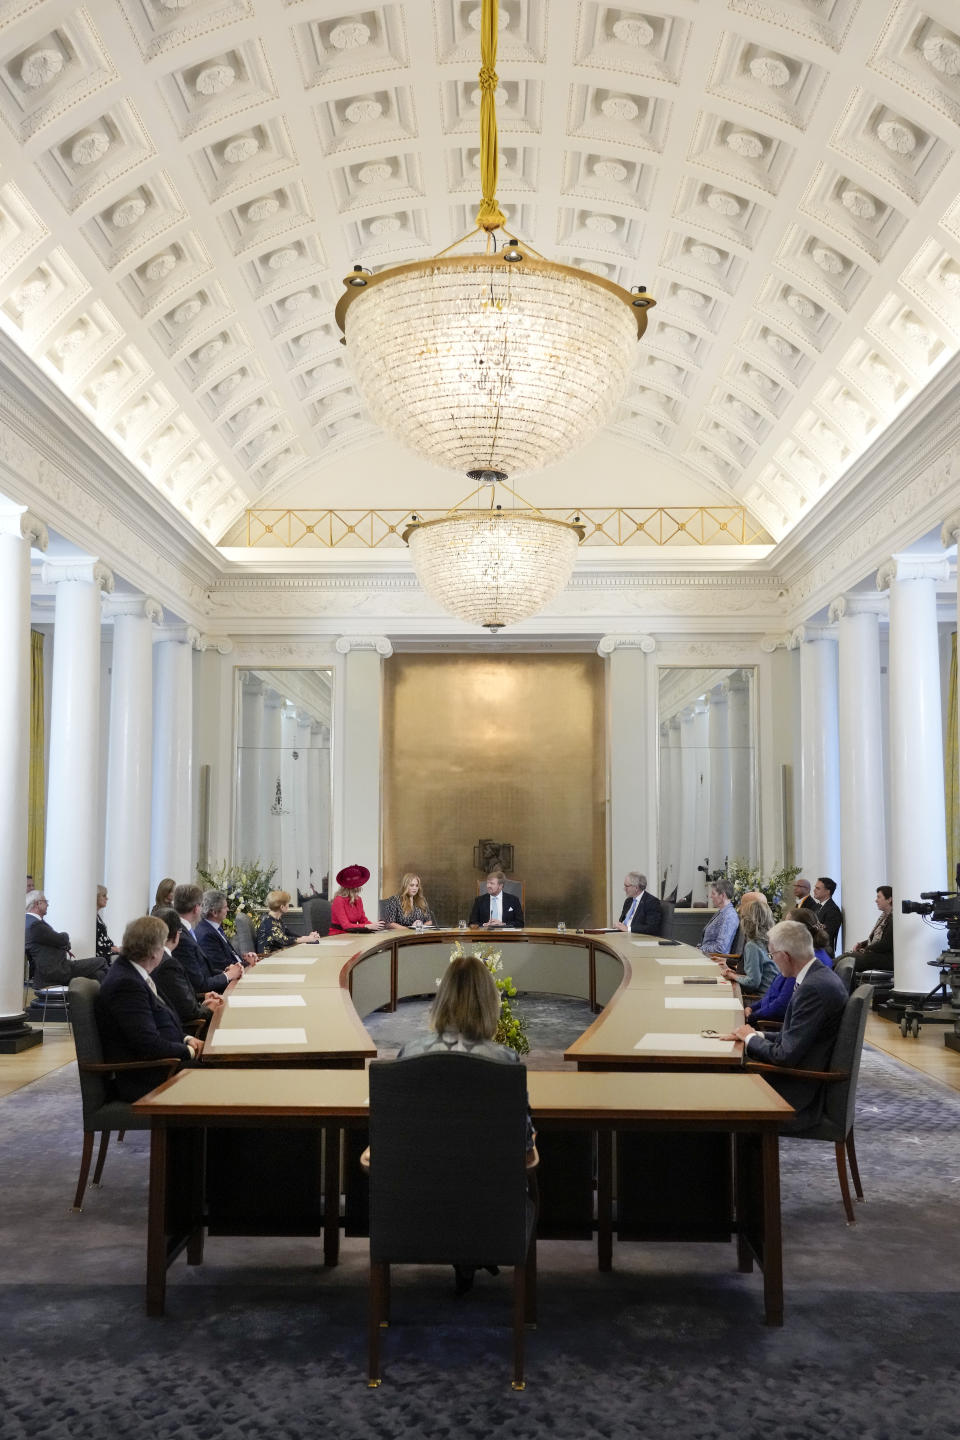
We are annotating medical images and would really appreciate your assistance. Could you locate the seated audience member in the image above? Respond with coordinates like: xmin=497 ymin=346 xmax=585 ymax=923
xmin=330 ymin=866 xmax=385 ymax=935
xmin=153 ymin=877 xmax=176 ymax=912
xmin=196 ymin=889 xmax=259 ymax=974
xmin=785 ymin=906 xmax=834 ymax=967
xmin=849 ymin=886 xmax=894 ymax=974
xmin=731 ymin=919 xmax=848 ymax=1129
xmin=616 ymin=872 xmax=662 ymax=935
xmin=469 ymin=870 xmax=525 ymax=929
xmin=698 ymin=879 xmax=739 ymax=955
xmin=95 ymin=884 xmax=119 ymax=962
xmin=257 ymin=890 xmax=321 ymax=952
xmin=381 ymin=873 xmax=436 ymax=930
xmin=743 ymin=970 xmax=796 ymax=1026
xmin=716 ymin=896 xmax=777 ymax=995
xmin=812 ymin=876 xmax=842 ymax=955
xmin=174 ymin=883 xmax=242 ymax=997
xmin=95 ymin=915 xmax=202 ymax=1102
xmin=152 ymin=907 xmax=223 ymax=1028
xmin=25 ymin=891 xmax=106 ymax=988
xmin=793 ymin=877 xmax=815 ymax=910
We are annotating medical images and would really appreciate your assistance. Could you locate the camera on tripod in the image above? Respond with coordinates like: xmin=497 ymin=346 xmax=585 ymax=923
xmin=901 ymin=885 xmax=960 ymax=951
xmin=696 ymin=858 xmax=727 ymax=884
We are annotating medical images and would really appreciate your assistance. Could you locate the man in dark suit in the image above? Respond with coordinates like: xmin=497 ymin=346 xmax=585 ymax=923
xmin=153 ymin=907 xmax=223 ymax=1028
xmin=95 ymin=915 xmax=201 ymax=1102
xmin=174 ymin=883 xmax=243 ymax=997
xmin=616 ymin=872 xmax=662 ymax=935
xmin=469 ymin=871 xmax=524 ymax=928
xmin=813 ymin=876 xmax=842 ymax=956
xmin=196 ymin=890 xmax=259 ymax=978
xmin=732 ymin=918 xmax=848 ymax=1129
xmin=25 ymin=891 xmax=106 ymax=988
xmin=793 ymin=877 xmax=816 ymax=912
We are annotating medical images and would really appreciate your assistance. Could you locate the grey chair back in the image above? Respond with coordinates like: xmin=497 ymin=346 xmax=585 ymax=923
xmin=303 ymin=896 xmax=331 ymax=936
xmin=658 ymin=900 xmax=676 ymax=939
xmin=833 ymin=955 xmax=856 ymax=993
xmin=234 ymin=912 xmax=256 ymax=955
xmin=68 ymin=978 xmax=109 ymax=1128
xmin=369 ymin=1053 xmax=531 ymax=1266
xmin=378 ymin=898 xmax=392 ymax=922
xmin=820 ymin=983 xmax=873 ymax=1139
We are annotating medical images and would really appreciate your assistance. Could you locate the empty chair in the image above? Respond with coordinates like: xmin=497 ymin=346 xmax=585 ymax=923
xmin=367 ymin=1052 xmax=537 ymax=1389
xmin=233 ymin=911 xmax=257 ymax=956
xmin=302 ymin=896 xmax=331 ymax=937
xmin=658 ymin=899 xmax=676 ymax=939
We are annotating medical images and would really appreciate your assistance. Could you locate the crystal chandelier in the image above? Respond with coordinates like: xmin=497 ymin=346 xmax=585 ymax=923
xmin=334 ymin=0 xmax=655 ymax=484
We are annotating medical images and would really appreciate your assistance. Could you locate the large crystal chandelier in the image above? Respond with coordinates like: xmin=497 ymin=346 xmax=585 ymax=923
xmin=334 ymin=0 xmax=655 ymax=484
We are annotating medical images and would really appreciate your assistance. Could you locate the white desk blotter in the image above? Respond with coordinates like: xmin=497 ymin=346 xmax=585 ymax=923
xmin=633 ymin=1032 xmax=737 ymax=1054
xmin=653 ymin=957 xmax=716 ymax=967
xmin=240 ymin=972 xmax=306 ymax=984
xmin=664 ymin=996 xmax=742 ymax=1011
xmin=208 ymin=1027 xmax=307 ymax=1048
xmin=255 ymin=955 xmax=317 ymax=966
xmin=226 ymin=993 xmax=306 ymax=1008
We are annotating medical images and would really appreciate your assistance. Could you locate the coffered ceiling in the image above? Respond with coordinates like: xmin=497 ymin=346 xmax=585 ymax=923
xmin=1 ymin=0 xmax=960 ymax=547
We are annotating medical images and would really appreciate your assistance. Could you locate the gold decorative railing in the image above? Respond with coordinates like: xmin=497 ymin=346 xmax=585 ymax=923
xmin=238 ymin=507 xmax=770 ymax=549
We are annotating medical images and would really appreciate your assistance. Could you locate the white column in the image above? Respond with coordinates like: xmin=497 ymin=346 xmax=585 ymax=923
xmin=309 ymin=723 xmax=330 ymax=893
xmin=296 ymin=713 xmax=313 ymax=897
xmin=150 ymin=625 xmax=199 ymax=894
xmin=597 ymin=635 xmax=657 ymax=911
xmin=689 ymin=700 xmax=710 ymax=904
xmin=678 ymin=706 xmax=699 ymax=903
xmin=725 ymin=670 xmax=754 ymax=865
xmin=665 ymin=714 xmax=683 ymax=897
xmin=829 ymin=595 xmax=888 ymax=949
xmin=707 ymin=683 xmax=730 ymax=873
xmin=104 ymin=595 xmax=163 ymax=935
xmin=43 ymin=557 xmax=114 ymax=958
xmin=237 ymin=674 xmax=265 ymax=864
xmin=877 ymin=554 xmax=950 ymax=991
xmin=335 ymin=636 xmax=392 ymax=906
xmin=279 ymin=702 xmax=299 ymax=896
xmin=789 ymin=626 xmax=840 ymax=884
xmin=0 ymin=506 xmax=47 ymax=1048
xmin=260 ymin=689 xmax=284 ymax=877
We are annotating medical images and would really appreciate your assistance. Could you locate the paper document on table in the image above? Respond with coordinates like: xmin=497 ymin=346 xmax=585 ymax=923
xmin=208 ymin=1027 xmax=307 ymax=1048
xmin=665 ymin=996 xmax=742 ymax=1011
xmin=240 ymin=972 xmax=306 ymax=983
xmin=226 ymin=993 xmax=306 ymax=1008
xmin=255 ymin=955 xmax=317 ymax=966
xmin=653 ymin=956 xmax=716 ymax=967
xmin=633 ymin=1032 xmax=737 ymax=1054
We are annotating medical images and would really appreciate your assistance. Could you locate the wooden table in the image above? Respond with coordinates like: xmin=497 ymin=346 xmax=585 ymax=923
xmin=134 ymin=1067 xmax=792 ymax=1325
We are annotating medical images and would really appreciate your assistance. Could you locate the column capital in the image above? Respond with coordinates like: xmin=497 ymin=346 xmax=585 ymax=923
xmin=709 ymin=682 xmax=728 ymax=704
xmin=828 ymin=594 xmax=887 ymax=624
xmin=242 ymin=673 xmax=266 ymax=696
xmin=41 ymin=556 xmax=114 ymax=593
xmin=335 ymin=635 xmax=393 ymax=657
xmin=942 ymin=511 xmax=960 ymax=549
xmin=789 ymin=623 xmax=836 ymax=648
xmin=153 ymin=623 xmax=204 ymax=648
xmin=0 ymin=503 xmax=48 ymax=550
xmin=722 ymin=670 xmax=750 ymax=696
xmin=199 ymin=633 xmax=233 ymax=655
xmin=104 ymin=593 xmax=164 ymax=624
xmin=263 ymin=687 xmax=286 ymax=710
xmin=759 ymin=633 xmax=790 ymax=653
xmin=311 ymin=722 xmax=330 ymax=746
xmin=876 ymin=552 xmax=951 ymax=590
xmin=596 ymin=633 xmax=656 ymax=656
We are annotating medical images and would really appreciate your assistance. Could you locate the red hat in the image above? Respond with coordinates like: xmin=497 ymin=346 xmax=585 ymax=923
xmin=336 ymin=863 xmax=370 ymax=889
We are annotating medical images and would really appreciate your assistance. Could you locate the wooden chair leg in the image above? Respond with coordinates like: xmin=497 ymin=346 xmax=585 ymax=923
xmin=524 ymin=1235 xmax=537 ymax=1328
xmin=512 ymin=1263 xmax=526 ymax=1390
xmin=117 ymin=1130 xmax=126 ymax=1143
xmin=845 ymin=1130 xmax=864 ymax=1201
xmin=73 ymin=1131 xmax=94 ymax=1211
xmin=92 ymin=1130 xmax=111 ymax=1186
xmin=368 ymin=1261 xmax=388 ymax=1387
xmin=834 ymin=1141 xmax=855 ymax=1224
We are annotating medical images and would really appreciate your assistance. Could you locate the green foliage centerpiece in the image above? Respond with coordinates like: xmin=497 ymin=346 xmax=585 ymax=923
xmin=196 ymin=859 xmax=277 ymax=937
xmin=447 ymin=939 xmax=530 ymax=1056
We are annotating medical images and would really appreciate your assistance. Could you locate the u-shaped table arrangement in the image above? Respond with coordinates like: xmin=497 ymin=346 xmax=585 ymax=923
xmin=135 ymin=928 xmax=793 ymax=1324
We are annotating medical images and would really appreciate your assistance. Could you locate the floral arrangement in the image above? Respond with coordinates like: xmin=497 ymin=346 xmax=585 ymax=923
xmin=196 ymin=859 xmax=277 ymax=937
xmin=723 ymin=860 xmax=802 ymax=921
xmin=447 ymin=940 xmax=530 ymax=1056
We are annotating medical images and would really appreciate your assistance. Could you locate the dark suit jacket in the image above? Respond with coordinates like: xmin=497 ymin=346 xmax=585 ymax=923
xmin=181 ymin=920 xmax=234 ymax=994
xmin=745 ymin=960 xmax=848 ymax=1129
xmin=154 ymin=948 xmax=209 ymax=1026
xmin=618 ymin=891 xmax=662 ymax=935
xmin=95 ymin=958 xmax=191 ymax=1102
xmin=468 ymin=891 xmax=524 ymax=928
xmin=815 ymin=897 xmax=842 ymax=955
xmin=799 ymin=895 xmax=817 ymax=913
xmin=25 ymin=916 xmax=72 ymax=986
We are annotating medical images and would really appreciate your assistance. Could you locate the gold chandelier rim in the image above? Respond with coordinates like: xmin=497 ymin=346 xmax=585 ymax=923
xmin=335 ymin=250 xmax=655 ymax=342
xmin=402 ymin=511 xmax=586 ymax=545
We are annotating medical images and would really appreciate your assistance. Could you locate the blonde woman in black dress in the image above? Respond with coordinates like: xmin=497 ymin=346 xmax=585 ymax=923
xmin=256 ymin=889 xmax=321 ymax=953
xmin=381 ymin=873 xmax=436 ymax=930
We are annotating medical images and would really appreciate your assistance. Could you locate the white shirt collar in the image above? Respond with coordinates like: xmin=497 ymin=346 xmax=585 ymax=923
xmin=795 ymin=957 xmax=817 ymax=987
xmin=130 ymin=960 xmax=156 ymax=990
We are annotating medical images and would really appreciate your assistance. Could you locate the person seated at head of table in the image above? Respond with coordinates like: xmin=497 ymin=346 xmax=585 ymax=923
xmin=715 ymin=896 xmax=778 ymax=996
xmin=468 ymin=871 xmax=524 ymax=929
xmin=152 ymin=907 xmax=223 ymax=1028
xmin=381 ymin=873 xmax=436 ymax=931
xmin=95 ymin=915 xmax=203 ymax=1102
xmin=698 ymin=878 xmax=740 ymax=955
xmin=257 ymin=889 xmax=321 ymax=953
xmin=329 ymin=865 xmax=385 ymax=935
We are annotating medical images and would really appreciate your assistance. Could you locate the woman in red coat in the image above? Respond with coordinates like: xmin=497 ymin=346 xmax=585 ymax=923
xmin=329 ymin=864 xmax=385 ymax=935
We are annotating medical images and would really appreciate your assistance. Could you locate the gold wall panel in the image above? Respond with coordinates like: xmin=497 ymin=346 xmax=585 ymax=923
xmin=382 ymin=654 xmax=607 ymax=927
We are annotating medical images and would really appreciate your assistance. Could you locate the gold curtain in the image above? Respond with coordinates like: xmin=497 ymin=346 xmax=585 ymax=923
xmin=947 ymin=630 xmax=959 ymax=885
xmin=28 ymin=629 xmax=45 ymax=886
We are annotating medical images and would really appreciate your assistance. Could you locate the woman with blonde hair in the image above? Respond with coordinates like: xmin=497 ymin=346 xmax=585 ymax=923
xmin=718 ymin=896 xmax=778 ymax=996
xmin=256 ymin=889 xmax=321 ymax=953
xmin=381 ymin=873 xmax=435 ymax=930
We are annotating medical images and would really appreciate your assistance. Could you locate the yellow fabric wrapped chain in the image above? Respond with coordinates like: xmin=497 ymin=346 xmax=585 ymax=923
xmin=475 ymin=0 xmax=507 ymax=233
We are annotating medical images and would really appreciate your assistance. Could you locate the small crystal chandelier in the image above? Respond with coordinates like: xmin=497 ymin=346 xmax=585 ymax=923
xmin=403 ymin=483 xmax=585 ymax=634
xmin=334 ymin=0 xmax=655 ymax=484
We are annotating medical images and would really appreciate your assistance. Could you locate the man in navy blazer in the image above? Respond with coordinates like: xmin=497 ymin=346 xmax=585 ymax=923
xmin=469 ymin=871 xmax=524 ymax=928
xmin=196 ymin=890 xmax=259 ymax=977
xmin=733 ymin=918 xmax=848 ymax=1129
xmin=174 ymin=884 xmax=243 ymax=997
xmin=813 ymin=876 xmax=843 ymax=956
xmin=616 ymin=872 xmax=662 ymax=935
xmin=95 ymin=915 xmax=201 ymax=1102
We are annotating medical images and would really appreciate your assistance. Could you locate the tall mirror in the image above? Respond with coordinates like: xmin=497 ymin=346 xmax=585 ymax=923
xmin=234 ymin=669 xmax=334 ymax=901
xmin=658 ymin=667 xmax=757 ymax=905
